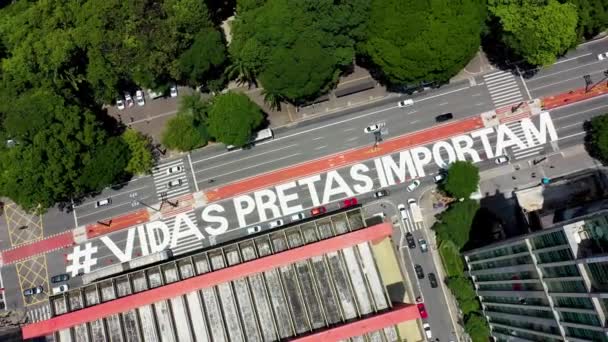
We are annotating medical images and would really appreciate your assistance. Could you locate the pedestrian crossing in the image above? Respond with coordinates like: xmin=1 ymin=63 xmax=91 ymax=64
xmin=162 ymin=211 xmax=202 ymax=256
xmin=504 ymin=121 xmax=544 ymax=160
xmin=27 ymin=304 xmax=51 ymax=323
xmin=483 ymin=71 xmax=524 ymax=108
xmin=400 ymin=208 xmax=423 ymax=233
xmin=152 ymin=159 xmax=190 ymax=201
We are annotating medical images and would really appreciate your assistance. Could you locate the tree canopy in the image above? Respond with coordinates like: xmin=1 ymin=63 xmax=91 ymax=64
xmin=488 ymin=0 xmax=579 ymax=66
xmin=162 ymin=114 xmax=208 ymax=152
xmin=433 ymin=199 xmax=480 ymax=250
xmin=122 ymin=129 xmax=154 ymax=175
xmin=444 ymin=161 xmax=480 ymax=199
xmin=465 ymin=313 xmax=491 ymax=342
xmin=207 ymin=92 xmax=264 ymax=147
xmin=585 ymin=113 xmax=608 ymax=164
xmin=359 ymin=0 xmax=485 ymax=86
xmin=447 ymin=276 xmax=480 ymax=315
xmin=568 ymin=0 xmax=608 ymax=39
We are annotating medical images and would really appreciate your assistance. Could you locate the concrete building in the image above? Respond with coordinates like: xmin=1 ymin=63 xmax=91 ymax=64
xmin=464 ymin=209 xmax=608 ymax=342
xmin=22 ymin=208 xmax=421 ymax=341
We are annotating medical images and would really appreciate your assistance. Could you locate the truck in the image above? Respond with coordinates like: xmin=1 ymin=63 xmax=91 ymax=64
xmin=408 ymin=199 xmax=423 ymax=223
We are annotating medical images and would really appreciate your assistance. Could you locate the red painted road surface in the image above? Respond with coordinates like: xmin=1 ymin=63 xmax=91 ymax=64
xmin=292 ymin=304 xmax=419 ymax=342
xmin=205 ymin=116 xmax=484 ymax=202
xmin=22 ymin=223 xmax=394 ymax=339
xmin=86 ymin=209 xmax=149 ymax=239
xmin=543 ymin=83 xmax=608 ymax=109
xmin=2 ymin=232 xmax=72 ymax=264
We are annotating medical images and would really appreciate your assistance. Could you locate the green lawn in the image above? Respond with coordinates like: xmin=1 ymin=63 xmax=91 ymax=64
xmin=439 ymin=239 xmax=465 ymax=278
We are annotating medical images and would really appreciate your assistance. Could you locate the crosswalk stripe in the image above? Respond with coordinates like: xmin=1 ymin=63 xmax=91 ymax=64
xmin=27 ymin=304 xmax=51 ymax=323
xmin=162 ymin=212 xmax=203 ymax=256
xmin=484 ymin=71 xmax=524 ymax=108
xmin=505 ymin=121 xmax=545 ymax=160
xmin=152 ymin=159 xmax=190 ymax=201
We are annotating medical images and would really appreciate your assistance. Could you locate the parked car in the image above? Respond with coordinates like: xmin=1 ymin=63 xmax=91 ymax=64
xmin=423 ymin=323 xmax=432 ymax=339
xmin=419 ymin=239 xmax=428 ymax=253
xmin=342 ymin=197 xmax=358 ymax=208
xmin=435 ymin=113 xmax=453 ymax=122
xmin=95 ymin=198 xmax=111 ymax=208
xmin=406 ymin=232 xmax=416 ymax=249
xmin=495 ymin=155 xmax=510 ymax=164
xmin=23 ymin=285 xmax=43 ymax=297
xmin=597 ymin=52 xmax=608 ymax=60
xmin=374 ymin=189 xmax=389 ymax=198
xmin=417 ymin=302 xmax=428 ymax=319
xmin=407 ymin=180 xmax=421 ymax=192
xmin=51 ymin=274 xmax=70 ymax=283
xmin=269 ymin=219 xmax=284 ymax=228
xmin=398 ymin=204 xmax=408 ymax=221
xmin=166 ymin=166 xmax=183 ymax=175
xmin=170 ymin=85 xmax=178 ymax=98
xmin=433 ymin=173 xmax=445 ymax=183
xmin=310 ymin=206 xmax=327 ymax=216
xmin=168 ymin=179 xmax=183 ymax=188
xmin=397 ymin=99 xmax=414 ymax=107
xmin=364 ymin=124 xmax=381 ymax=133
xmin=407 ymin=198 xmax=417 ymax=205
xmin=135 ymin=90 xmax=145 ymax=106
xmin=291 ymin=213 xmax=305 ymax=221
xmin=247 ymin=225 xmax=262 ymax=235
xmin=428 ymin=273 xmax=438 ymax=288
xmin=52 ymin=284 xmax=69 ymax=295
xmin=116 ymin=98 xmax=125 ymax=110
xmin=415 ymin=264 xmax=425 ymax=279
xmin=124 ymin=93 xmax=134 ymax=107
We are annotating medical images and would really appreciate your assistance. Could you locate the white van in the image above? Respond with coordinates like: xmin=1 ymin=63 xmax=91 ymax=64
xmin=397 ymin=99 xmax=414 ymax=107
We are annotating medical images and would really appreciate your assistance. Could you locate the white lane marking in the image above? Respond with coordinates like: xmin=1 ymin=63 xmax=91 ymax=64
xmin=197 ymin=154 xmax=301 ymax=183
xmin=194 ymin=144 xmax=297 ymax=173
xmin=312 ymin=136 xmax=324 ymax=141
xmin=346 ymin=137 xmax=358 ymax=142
xmin=529 ymin=70 xmax=607 ymax=91
xmin=559 ymin=131 xmax=585 ymax=140
xmin=187 ymin=153 xmax=199 ymax=192
xmin=560 ymin=122 xmax=583 ymax=130
xmin=527 ymin=60 xmax=604 ymax=82
xmin=410 ymin=120 xmax=420 ymax=124
xmin=475 ymin=102 xmax=484 ymax=106
xmin=438 ymin=102 xmax=448 ymax=106
xmin=73 ymin=185 xmax=150 ymax=208
xmin=76 ymin=195 xmax=156 ymax=219
xmin=315 ymin=145 xmax=327 ymax=150
xmin=554 ymin=53 xmax=592 ymax=64
xmin=71 ymin=199 xmax=78 ymax=227
xmin=343 ymin=127 xmax=356 ymax=132
xmin=518 ymin=67 xmax=532 ymax=100
xmin=553 ymin=104 xmax=608 ymax=121
xmin=472 ymin=93 xmax=482 ymax=97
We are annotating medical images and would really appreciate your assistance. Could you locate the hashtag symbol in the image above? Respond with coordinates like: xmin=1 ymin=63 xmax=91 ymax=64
xmin=66 ymin=242 xmax=98 ymax=276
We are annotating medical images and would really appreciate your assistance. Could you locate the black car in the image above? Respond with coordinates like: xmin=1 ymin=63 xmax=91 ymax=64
xmin=415 ymin=264 xmax=425 ymax=279
xmin=51 ymin=273 xmax=70 ymax=283
xmin=406 ymin=232 xmax=416 ymax=249
xmin=374 ymin=189 xmax=389 ymax=198
xmin=435 ymin=113 xmax=453 ymax=122
xmin=428 ymin=273 xmax=438 ymax=288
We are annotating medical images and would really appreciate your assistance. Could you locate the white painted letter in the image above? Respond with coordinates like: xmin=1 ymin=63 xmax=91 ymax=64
xmin=297 ymin=175 xmax=322 ymax=207
xmin=170 ymin=213 xmax=205 ymax=248
xmin=322 ymin=170 xmax=355 ymax=204
xmin=410 ymin=146 xmax=433 ymax=177
xmin=521 ymin=112 xmax=558 ymax=147
xmin=373 ymin=158 xmax=388 ymax=188
xmin=146 ymin=221 xmax=171 ymax=253
xmin=350 ymin=164 xmax=374 ymax=194
xmin=451 ymin=135 xmax=481 ymax=163
xmin=382 ymin=151 xmax=417 ymax=185
xmin=276 ymin=181 xmax=303 ymax=216
xmin=233 ymin=195 xmax=255 ymax=228
xmin=471 ymin=127 xmax=496 ymax=159
xmin=495 ymin=124 xmax=527 ymax=156
xmin=101 ymin=228 xmax=135 ymax=263
xmin=202 ymin=204 xmax=229 ymax=235
xmin=254 ymin=189 xmax=281 ymax=222
xmin=432 ymin=141 xmax=457 ymax=168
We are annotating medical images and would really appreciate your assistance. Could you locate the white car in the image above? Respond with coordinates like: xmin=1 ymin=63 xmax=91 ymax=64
xmin=397 ymin=204 xmax=408 ymax=220
xmin=247 ymin=225 xmax=262 ymax=235
xmin=397 ymin=99 xmax=414 ymax=107
xmin=135 ymin=90 xmax=145 ymax=106
xmin=364 ymin=124 xmax=381 ymax=133
xmin=423 ymin=323 xmax=432 ymax=339
xmin=407 ymin=198 xmax=417 ymax=206
xmin=170 ymin=85 xmax=178 ymax=98
xmin=597 ymin=52 xmax=608 ymax=60
xmin=166 ymin=166 xmax=183 ymax=175
xmin=495 ymin=155 xmax=510 ymax=164
xmin=124 ymin=93 xmax=134 ymax=107
xmin=433 ymin=173 xmax=445 ymax=183
xmin=52 ymin=284 xmax=69 ymax=295
xmin=116 ymin=98 xmax=125 ymax=110
xmin=269 ymin=219 xmax=284 ymax=228
xmin=95 ymin=198 xmax=111 ymax=208
xmin=407 ymin=179 xmax=421 ymax=192
xmin=291 ymin=213 xmax=305 ymax=221
xmin=168 ymin=179 xmax=182 ymax=188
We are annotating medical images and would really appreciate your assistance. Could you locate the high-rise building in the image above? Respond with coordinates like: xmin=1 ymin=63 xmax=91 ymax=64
xmin=463 ymin=210 xmax=608 ymax=342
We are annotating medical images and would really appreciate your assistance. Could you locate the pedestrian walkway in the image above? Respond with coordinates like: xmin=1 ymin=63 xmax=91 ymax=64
xmin=152 ymin=159 xmax=190 ymax=201
xmin=483 ymin=71 xmax=524 ymax=108
xmin=162 ymin=211 xmax=201 ymax=256
xmin=27 ymin=304 xmax=50 ymax=323
xmin=505 ymin=121 xmax=544 ymax=160
xmin=401 ymin=209 xmax=423 ymax=233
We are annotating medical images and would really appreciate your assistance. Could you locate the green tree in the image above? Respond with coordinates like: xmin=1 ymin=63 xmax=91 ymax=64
xmin=465 ymin=313 xmax=491 ymax=342
xmin=433 ymin=199 xmax=479 ymax=249
xmin=444 ymin=161 xmax=480 ymax=199
xmin=359 ymin=0 xmax=485 ymax=86
xmin=489 ymin=0 xmax=579 ymax=66
xmin=586 ymin=114 xmax=608 ymax=164
xmin=79 ymin=137 xmax=131 ymax=192
xmin=439 ymin=240 xmax=465 ymax=277
xmin=178 ymin=28 xmax=227 ymax=87
xmin=122 ymin=128 xmax=154 ymax=175
xmin=207 ymin=91 xmax=263 ymax=147
xmin=161 ymin=114 xmax=208 ymax=152
xmin=568 ymin=0 xmax=608 ymax=39
xmin=447 ymin=276 xmax=480 ymax=315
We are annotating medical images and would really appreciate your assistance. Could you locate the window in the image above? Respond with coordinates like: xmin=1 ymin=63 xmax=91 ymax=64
xmin=553 ymin=296 xmax=594 ymax=309
xmin=560 ymin=311 xmax=601 ymax=326
xmin=531 ymin=231 xmax=567 ymax=250
xmin=547 ymin=280 xmax=587 ymax=293
xmin=566 ymin=327 xmax=608 ymax=341
xmin=587 ymin=262 xmax=608 ymax=291
xmin=536 ymin=248 xmax=573 ymax=263
xmin=541 ymin=264 xmax=580 ymax=278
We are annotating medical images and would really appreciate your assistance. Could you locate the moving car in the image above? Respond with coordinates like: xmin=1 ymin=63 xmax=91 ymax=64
xmin=428 ymin=273 xmax=438 ymax=288
xmin=405 ymin=232 xmax=416 ymax=249
xmin=408 ymin=198 xmax=417 ymax=205
xmin=23 ymin=285 xmax=43 ymax=297
xmin=398 ymin=204 xmax=408 ymax=221
xmin=247 ymin=225 xmax=262 ymax=235
xmin=397 ymin=99 xmax=414 ymax=107
xmin=166 ymin=166 xmax=183 ymax=175
xmin=269 ymin=219 xmax=284 ymax=228
xmin=374 ymin=189 xmax=389 ymax=198
xmin=52 ymin=284 xmax=69 ymax=295
xmin=419 ymin=239 xmax=428 ymax=253
xmin=116 ymin=98 xmax=125 ymax=110
xmin=364 ymin=124 xmax=381 ymax=133
xmin=135 ymin=90 xmax=145 ymax=106
xmin=423 ymin=323 xmax=432 ymax=339
xmin=170 ymin=85 xmax=178 ymax=98
xmin=495 ymin=155 xmax=510 ymax=164
xmin=342 ymin=197 xmax=358 ymax=208
xmin=291 ymin=213 xmax=305 ymax=221
xmin=95 ymin=198 xmax=111 ymax=208
xmin=168 ymin=179 xmax=182 ymax=188
xmin=417 ymin=302 xmax=428 ymax=319
xmin=124 ymin=93 xmax=134 ymax=107
xmin=407 ymin=180 xmax=421 ymax=192
xmin=598 ymin=52 xmax=608 ymax=60
xmin=415 ymin=264 xmax=424 ymax=279
xmin=435 ymin=113 xmax=453 ymax=122
xmin=51 ymin=273 xmax=70 ymax=283
xmin=310 ymin=206 xmax=327 ymax=216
